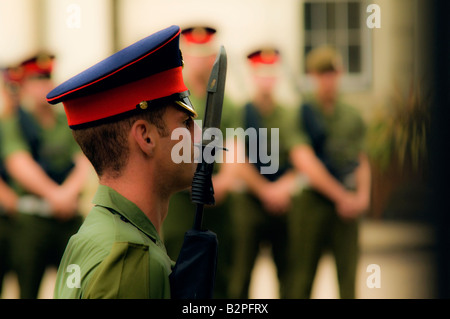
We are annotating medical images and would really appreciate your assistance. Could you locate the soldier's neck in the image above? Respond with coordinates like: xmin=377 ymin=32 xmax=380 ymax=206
xmin=100 ymin=170 xmax=169 ymax=234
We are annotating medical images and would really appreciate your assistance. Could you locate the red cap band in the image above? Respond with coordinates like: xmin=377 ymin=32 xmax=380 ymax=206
xmin=63 ymin=66 xmax=187 ymax=127
xmin=248 ymin=52 xmax=280 ymax=66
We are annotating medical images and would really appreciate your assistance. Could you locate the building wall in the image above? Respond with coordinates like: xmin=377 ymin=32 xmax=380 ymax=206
xmin=0 ymin=0 xmax=423 ymax=121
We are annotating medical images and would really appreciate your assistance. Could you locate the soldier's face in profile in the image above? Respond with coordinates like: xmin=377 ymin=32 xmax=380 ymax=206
xmin=155 ymin=104 xmax=200 ymax=192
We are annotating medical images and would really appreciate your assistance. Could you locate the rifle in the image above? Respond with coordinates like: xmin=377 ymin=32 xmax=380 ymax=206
xmin=169 ymin=45 xmax=227 ymax=299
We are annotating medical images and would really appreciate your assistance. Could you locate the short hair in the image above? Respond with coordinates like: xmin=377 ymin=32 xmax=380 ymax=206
xmin=72 ymin=102 xmax=170 ymax=178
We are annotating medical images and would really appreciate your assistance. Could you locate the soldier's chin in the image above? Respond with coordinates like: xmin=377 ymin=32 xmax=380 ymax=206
xmin=172 ymin=182 xmax=192 ymax=195
xmin=172 ymin=163 xmax=197 ymax=193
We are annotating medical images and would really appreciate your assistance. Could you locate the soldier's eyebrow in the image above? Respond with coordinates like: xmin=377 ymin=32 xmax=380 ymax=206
xmin=181 ymin=115 xmax=194 ymax=128
xmin=177 ymin=108 xmax=194 ymax=122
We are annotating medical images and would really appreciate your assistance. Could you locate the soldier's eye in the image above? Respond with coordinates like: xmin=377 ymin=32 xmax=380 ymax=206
xmin=183 ymin=117 xmax=193 ymax=129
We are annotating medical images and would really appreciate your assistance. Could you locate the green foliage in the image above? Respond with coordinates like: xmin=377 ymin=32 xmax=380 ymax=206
xmin=366 ymin=83 xmax=431 ymax=174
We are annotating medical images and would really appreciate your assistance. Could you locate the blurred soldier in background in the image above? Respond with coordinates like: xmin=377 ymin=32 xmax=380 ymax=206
xmin=226 ymin=48 xmax=301 ymax=299
xmin=0 ymin=52 xmax=91 ymax=298
xmin=0 ymin=66 xmax=20 ymax=297
xmin=287 ymin=46 xmax=371 ymax=299
xmin=162 ymin=26 xmax=237 ymax=299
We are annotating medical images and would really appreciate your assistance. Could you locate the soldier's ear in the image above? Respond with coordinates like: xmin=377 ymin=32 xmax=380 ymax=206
xmin=131 ymin=119 xmax=156 ymax=156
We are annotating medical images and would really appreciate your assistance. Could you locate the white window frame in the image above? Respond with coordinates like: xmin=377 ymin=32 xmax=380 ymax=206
xmin=301 ymin=0 xmax=373 ymax=92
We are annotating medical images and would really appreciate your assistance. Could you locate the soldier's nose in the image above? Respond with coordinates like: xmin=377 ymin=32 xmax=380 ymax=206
xmin=193 ymin=121 xmax=202 ymax=144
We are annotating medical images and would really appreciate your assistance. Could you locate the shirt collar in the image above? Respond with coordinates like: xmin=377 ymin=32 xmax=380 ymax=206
xmin=92 ymin=184 xmax=163 ymax=246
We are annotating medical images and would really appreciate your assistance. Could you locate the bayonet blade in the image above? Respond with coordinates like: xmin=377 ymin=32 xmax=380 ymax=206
xmin=202 ymin=45 xmax=227 ymax=145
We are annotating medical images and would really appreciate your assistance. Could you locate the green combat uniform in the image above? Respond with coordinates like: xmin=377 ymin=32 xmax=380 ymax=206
xmin=163 ymin=91 xmax=237 ymax=298
xmin=228 ymin=102 xmax=301 ymax=299
xmin=287 ymin=94 xmax=366 ymax=299
xmin=54 ymin=185 xmax=173 ymax=298
xmin=0 ymin=108 xmax=83 ymax=299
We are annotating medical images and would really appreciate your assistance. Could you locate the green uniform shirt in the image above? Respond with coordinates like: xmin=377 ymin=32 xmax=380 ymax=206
xmin=235 ymin=102 xmax=303 ymax=180
xmin=298 ymin=95 xmax=366 ymax=177
xmin=54 ymin=185 xmax=174 ymax=299
xmin=0 ymin=109 xmax=80 ymax=193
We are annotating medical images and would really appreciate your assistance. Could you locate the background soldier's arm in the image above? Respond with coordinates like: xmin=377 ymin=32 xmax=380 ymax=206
xmin=354 ymin=152 xmax=371 ymax=212
xmin=6 ymin=151 xmax=78 ymax=217
xmin=0 ymin=177 xmax=18 ymax=214
xmin=290 ymin=144 xmax=348 ymax=203
xmin=5 ymin=150 xmax=60 ymax=198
